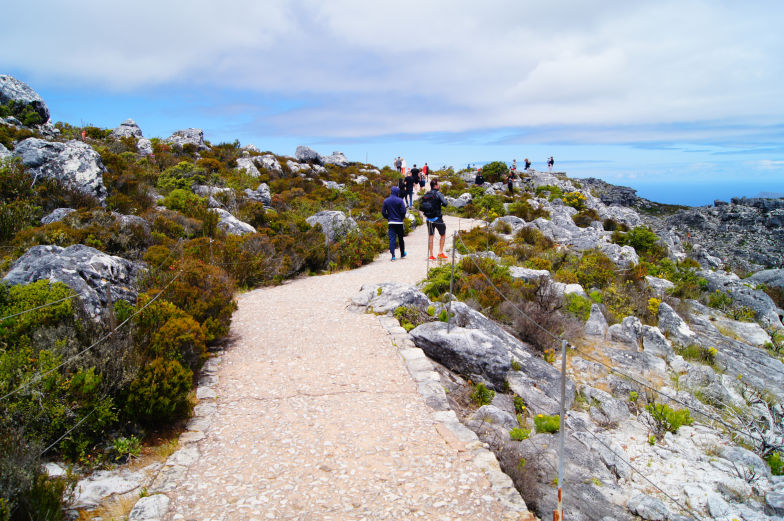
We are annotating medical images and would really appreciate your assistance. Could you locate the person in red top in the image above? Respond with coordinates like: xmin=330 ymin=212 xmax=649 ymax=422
xmin=420 ymin=163 xmax=429 ymax=193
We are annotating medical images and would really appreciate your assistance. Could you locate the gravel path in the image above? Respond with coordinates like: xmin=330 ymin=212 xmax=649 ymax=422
xmin=153 ymin=216 xmax=530 ymax=521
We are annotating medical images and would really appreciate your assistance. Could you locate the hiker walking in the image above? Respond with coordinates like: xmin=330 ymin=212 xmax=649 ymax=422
xmin=410 ymin=164 xmax=421 ymax=196
xmin=404 ymin=169 xmax=415 ymax=208
xmin=420 ymin=179 xmax=449 ymax=260
xmin=421 ymin=163 xmax=429 ymax=192
xmin=524 ymin=158 xmax=531 ymax=170
xmin=394 ymin=156 xmax=402 ymax=172
xmin=547 ymin=156 xmax=554 ymax=172
xmin=381 ymin=186 xmax=407 ymax=261
xmin=511 ymin=159 xmax=517 ymax=173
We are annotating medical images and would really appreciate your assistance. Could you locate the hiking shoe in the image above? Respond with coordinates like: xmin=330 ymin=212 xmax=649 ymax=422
xmin=391 ymin=256 xmax=396 ymax=261
xmin=428 ymin=255 xmax=437 ymax=260
xmin=401 ymin=252 xmax=407 ymax=258
xmin=438 ymin=253 xmax=449 ymax=259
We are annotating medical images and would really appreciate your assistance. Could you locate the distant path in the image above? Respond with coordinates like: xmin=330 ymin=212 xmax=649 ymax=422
xmin=160 ymin=216 xmax=520 ymax=520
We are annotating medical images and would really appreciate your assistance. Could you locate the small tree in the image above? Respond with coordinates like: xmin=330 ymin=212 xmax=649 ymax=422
xmin=481 ymin=161 xmax=508 ymax=183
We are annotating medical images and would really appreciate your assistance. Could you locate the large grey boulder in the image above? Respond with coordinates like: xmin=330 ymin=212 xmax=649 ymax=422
xmin=2 ymin=244 xmax=144 ymax=321
xmin=719 ymin=446 xmax=771 ymax=479
xmin=641 ymin=325 xmax=673 ymax=360
xmin=306 ymin=210 xmax=357 ymax=243
xmin=700 ymin=269 xmax=784 ymax=328
xmin=0 ymin=143 xmax=10 ymax=159
xmin=244 ymin=183 xmax=271 ymax=206
xmin=41 ymin=207 xmax=76 ymax=225
xmin=627 ymin=494 xmax=669 ymax=521
xmin=582 ymin=386 xmax=629 ymax=426
xmin=748 ymin=268 xmax=784 ymax=289
xmin=166 ymin=128 xmax=207 ymax=150
xmin=13 ymin=138 xmax=107 ymax=203
xmin=128 ymin=494 xmax=170 ymax=521
xmin=254 ymin=154 xmax=282 ymax=172
xmin=211 ymin=208 xmax=255 ymax=236
xmin=508 ymin=266 xmax=550 ymax=282
xmin=658 ymin=302 xmax=698 ymax=346
xmin=323 ymin=151 xmax=349 ymax=167
xmin=608 ymin=316 xmax=642 ymax=349
xmin=71 ymin=468 xmax=148 ymax=510
xmin=349 ymin=282 xmax=430 ymax=314
xmin=137 ymin=138 xmax=153 ymax=156
xmin=235 ymin=157 xmax=260 ymax=177
xmin=468 ymin=404 xmax=519 ymax=431
xmin=645 ymin=276 xmax=675 ymax=296
xmin=111 ymin=119 xmax=143 ymax=139
xmin=409 ymin=322 xmax=511 ymax=388
xmin=295 ymin=145 xmax=323 ymax=164
xmin=767 ymin=491 xmax=784 ymax=516
xmin=0 ymin=74 xmax=50 ymax=124
xmin=585 ymin=304 xmax=608 ymax=338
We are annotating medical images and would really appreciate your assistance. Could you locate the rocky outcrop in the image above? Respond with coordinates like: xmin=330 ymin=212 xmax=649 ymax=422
xmin=657 ymin=302 xmax=698 ymax=346
xmin=0 ymin=74 xmax=50 ymax=124
xmin=254 ymin=154 xmax=282 ymax=173
xmin=578 ymin=177 xmax=646 ymax=208
xmin=243 ymin=183 xmax=271 ymax=206
xmin=111 ymin=119 xmax=143 ymax=139
xmin=748 ymin=268 xmax=784 ymax=289
xmin=136 ymin=138 xmax=153 ymax=156
xmin=349 ymin=282 xmax=431 ymax=314
xmin=699 ymin=269 xmax=784 ymax=328
xmin=306 ymin=211 xmax=357 ymax=243
xmin=295 ymin=146 xmax=323 ymax=164
xmin=323 ymin=151 xmax=349 ymax=167
xmin=585 ymin=304 xmax=608 ymax=338
xmin=2 ymin=244 xmax=144 ymax=320
xmin=235 ymin=157 xmax=259 ymax=177
xmin=211 ymin=208 xmax=255 ymax=235
xmin=41 ymin=207 xmax=76 ymax=224
xmin=13 ymin=138 xmax=107 ymax=203
xmin=166 ymin=128 xmax=207 ymax=150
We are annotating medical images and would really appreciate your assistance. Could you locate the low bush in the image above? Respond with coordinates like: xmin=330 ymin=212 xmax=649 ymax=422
xmin=470 ymin=383 xmax=495 ymax=406
xmin=562 ymin=191 xmax=586 ymax=210
xmin=509 ymin=427 xmax=531 ymax=441
xmin=572 ymin=208 xmax=599 ymax=228
xmin=645 ymin=402 xmax=693 ymax=438
xmin=124 ymin=357 xmax=192 ymax=426
xmin=534 ymin=414 xmax=560 ymax=433
xmin=767 ymin=451 xmax=783 ymax=476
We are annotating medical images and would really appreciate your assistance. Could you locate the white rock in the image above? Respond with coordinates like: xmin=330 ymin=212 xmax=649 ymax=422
xmin=128 ymin=494 xmax=170 ymax=521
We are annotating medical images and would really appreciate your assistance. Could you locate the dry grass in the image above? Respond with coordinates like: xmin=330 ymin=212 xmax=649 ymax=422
xmin=77 ymin=492 xmax=139 ymax=521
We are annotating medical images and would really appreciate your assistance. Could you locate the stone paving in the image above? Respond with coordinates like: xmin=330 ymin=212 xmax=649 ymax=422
xmin=130 ymin=216 xmax=533 ymax=521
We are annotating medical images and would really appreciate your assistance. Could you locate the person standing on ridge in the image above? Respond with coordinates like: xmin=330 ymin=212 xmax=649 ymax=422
xmin=404 ymin=169 xmax=415 ymax=208
xmin=381 ymin=186 xmax=407 ymax=261
xmin=506 ymin=169 xmax=515 ymax=194
xmin=547 ymin=156 xmax=554 ymax=172
xmin=395 ymin=156 xmax=402 ymax=172
xmin=420 ymin=179 xmax=449 ymax=260
xmin=524 ymin=158 xmax=531 ymax=171
xmin=410 ymin=164 xmax=421 ymax=196
xmin=512 ymin=159 xmax=517 ymax=173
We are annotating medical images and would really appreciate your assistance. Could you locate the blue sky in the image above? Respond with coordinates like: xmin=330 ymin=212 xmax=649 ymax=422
xmin=3 ymin=1 xmax=784 ymax=206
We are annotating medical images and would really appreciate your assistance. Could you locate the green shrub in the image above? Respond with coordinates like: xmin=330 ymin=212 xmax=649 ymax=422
xmin=562 ymin=191 xmax=586 ymax=210
xmin=112 ymin=435 xmax=141 ymax=462
xmin=513 ymin=395 xmax=526 ymax=413
xmin=470 ymin=383 xmax=495 ymax=406
xmin=125 ymin=358 xmax=192 ymax=425
xmin=423 ymin=265 xmax=452 ymax=299
xmin=480 ymin=161 xmax=508 ymax=183
xmin=645 ymin=402 xmax=693 ymax=438
xmin=576 ymin=250 xmax=616 ymax=289
xmin=675 ymin=344 xmax=718 ymax=368
xmin=393 ymin=306 xmax=428 ymax=332
xmin=572 ymin=208 xmax=600 ymax=228
xmin=535 ymin=184 xmax=564 ymax=201
xmin=509 ymin=427 xmax=531 ymax=441
xmin=161 ymin=189 xmax=206 ymax=216
xmin=564 ymin=293 xmax=592 ymax=321
xmin=767 ymin=451 xmax=783 ymax=476
xmin=534 ymin=414 xmax=560 ymax=433
xmin=707 ymin=289 xmax=733 ymax=311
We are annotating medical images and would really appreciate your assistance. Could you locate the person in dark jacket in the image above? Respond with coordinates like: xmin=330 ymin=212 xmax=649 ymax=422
xmin=424 ymin=179 xmax=449 ymax=260
xmin=381 ymin=186 xmax=408 ymax=261
xmin=403 ymin=171 xmax=415 ymax=208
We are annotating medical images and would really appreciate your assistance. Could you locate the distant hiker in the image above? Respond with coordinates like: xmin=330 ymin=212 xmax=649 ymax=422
xmin=420 ymin=179 xmax=449 ymax=260
xmin=506 ymin=170 xmax=515 ymax=194
xmin=475 ymin=170 xmax=485 ymax=185
xmin=404 ymin=170 xmax=415 ymax=208
xmin=547 ymin=156 xmax=554 ymax=172
xmin=395 ymin=156 xmax=402 ymax=172
xmin=382 ymin=186 xmax=407 ymax=261
xmin=524 ymin=158 xmax=531 ymax=170
xmin=401 ymin=157 xmax=407 ymax=176
xmin=512 ymin=159 xmax=517 ymax=172
xmin=411 ymin=164 xmax=420 ymax=187
xmin=397 ymin=176 xmax=405 ymax=192
xmin=81 ymin=129 xmax=86 ymax=141
xmin=420 ymin=163 xmax=429 ymax=192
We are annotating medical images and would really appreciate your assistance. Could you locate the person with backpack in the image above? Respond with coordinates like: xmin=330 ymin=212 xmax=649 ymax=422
xmin=381 ymin=186 xmax=407 ymax=261
xmin=420 ymin=163 xmax=429 ymax=192
xmin=420 ymin=179 xmax=449 ymax=260
xmin=403 ymin=170 xmax=415 ymax=208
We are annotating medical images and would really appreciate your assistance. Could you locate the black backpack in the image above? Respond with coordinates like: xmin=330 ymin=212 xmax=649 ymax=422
xmin=420 ymin=191 xmax=439 ymax=218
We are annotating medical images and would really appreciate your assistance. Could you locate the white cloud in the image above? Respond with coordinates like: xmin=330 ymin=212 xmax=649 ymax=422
xmin=2 ymin=0 xmax=784 ymax=140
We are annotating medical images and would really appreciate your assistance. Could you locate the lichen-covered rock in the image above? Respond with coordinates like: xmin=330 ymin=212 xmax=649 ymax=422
xmin=128 ymin=494 xmax=170 ymax=521
xmin=13 ymin=138 xmax=107 ymax=203
xmin=306 ymin=210 xmax=357 ymax=243
xmin=323 ymin=151 xmax=349 ymax=167
xmin=2 ymin=244 xmax=144 ymax=321
xmin=295 ymin=145 xmax=323 ymax=164
xmin=0 ymin=74 xmax=50 ymax=124
xmin=137 ymin=138 xmax=153 ymax=156
xmin=244 ymin=183 xmax=271 ymax=206
xmin=254 ymin=154 xmax=282 ymax=172
xmin=111 ymin=119 xmax=143 ymax=139
xmin=657 ymin=302 xmax=698 ymax=346
xmin=349 ymin=282 xmax=430 ymax=314
xmin=645 ymin=275 xmax=675 ymax=296
xmin=166 ymin=128 xmax=207 ymax=150
xmin=235 ymin=157 xmax=260 ymax=177
xmin=468 ymin=405 xmax=519 ymax=431
xmin=211 ymin=208 xmax=255 ymax=236
xmin=40 ymin=207 xmax=76 ymax=224
xmin=409 ymin=322 xmax=511 ymax=389
xmin=608 ymin=316 xmax=642 ymax=349
xmin=641 ymin=325 xmax=673 ymax=360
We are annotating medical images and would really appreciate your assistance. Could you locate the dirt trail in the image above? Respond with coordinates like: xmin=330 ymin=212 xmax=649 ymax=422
xmin=160 ymin=216 xmax=524 ymax=520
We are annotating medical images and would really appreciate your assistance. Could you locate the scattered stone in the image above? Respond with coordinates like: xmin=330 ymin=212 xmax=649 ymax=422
xmin=128 ymin=494 xmax=170 ymax=521
xmin=13 ymin=138 xmax=108 ymax=203
xmin=166 ymin=128 xmax=207 ymax=150
xmin=582 ymin=386 xmax=629 ymax=425
xmin=350 ymin=282 xmax=430 ymax=314
xmin=2 ymin=244 xmax=144 ymax=321
xmin=254 ymin=154 xmax=282 ymax=172
xmin=641 ymin=325 xmax=673 ymax=360
xmin=626 ymin=494 xmax=669 ymax=521
xmin=306 ymin=210 xmax=357 ymax=243
xmin=608 ymin=316 xmax=642 ymax=349
xmin=244 ymin=183 xmax=271 ymax=206
xmin=469 ymin=405 xmax=519 ymax=431
xmin=72 ymin=468 xmax=147 ymax=510
xmin=766 ymin=491 xmax=784 ymax=516
xmin=235 ymin=156 xmax=260 ymax=177
xmin=645 ymin=275 xmax=675 ymax=296
xmin=323 ymin=151 xmax=349 ymax=167
xmin=211 ymin=208 xmax=256 ymax=236
xmin=295 ymin=146 xmax=323 ymax=164
xmin=111 ymin=119 xmax=143 ymax=139
xmin=40 ymin=207 xmax=76 ymax=224
xmin=0 ymin=74 xmax=50 ymax=124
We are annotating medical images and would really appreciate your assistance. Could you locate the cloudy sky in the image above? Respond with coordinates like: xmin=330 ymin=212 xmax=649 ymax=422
xmin=3 ymin=1 xmax=784 ymax=204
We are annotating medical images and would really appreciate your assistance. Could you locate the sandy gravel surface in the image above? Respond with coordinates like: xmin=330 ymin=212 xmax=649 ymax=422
xmin=162 ymin=216 xmax=518 ymax=520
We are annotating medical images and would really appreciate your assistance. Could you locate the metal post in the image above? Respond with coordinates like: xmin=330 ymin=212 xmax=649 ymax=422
xmin=447 ymin=231 xmax=456 ymax=333
xmin=554 ymin=339 xmax=567 ymax=521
